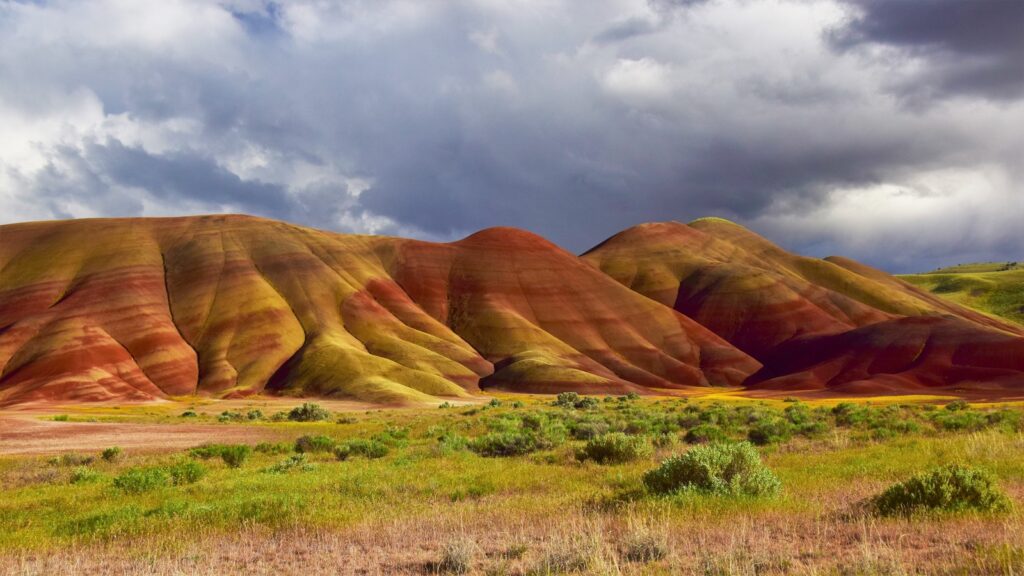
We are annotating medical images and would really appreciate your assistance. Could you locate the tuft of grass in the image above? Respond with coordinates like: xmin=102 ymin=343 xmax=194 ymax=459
xmin=620 ymin=516 xmax=669 ymax=563
xmin=435 ymin=537 xmax=478 ymax=574
xmin=873 ymin=464 xmax=1011 ymax=516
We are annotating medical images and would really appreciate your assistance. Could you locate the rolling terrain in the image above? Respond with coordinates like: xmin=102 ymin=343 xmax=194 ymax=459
xmin=2 ymin=215 xmax=1024 ymax=406
xmin=899 ymin=261 xmax=1024 ymax=327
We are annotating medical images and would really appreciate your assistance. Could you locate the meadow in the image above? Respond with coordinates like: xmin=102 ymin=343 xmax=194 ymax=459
xmin=3 ymin=394 xmax=1024 ymax=575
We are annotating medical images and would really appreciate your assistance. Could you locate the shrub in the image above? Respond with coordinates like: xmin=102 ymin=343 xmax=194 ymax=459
xmin=373 ymin=426 xmax=410 ymax=447
xmin=100 ymin=446 xmax=122 ymax=462
xmin=254 ymin=442 xmax=291 ymax=454
xmin=643 ymin=442 xmax=781 ymax=497
xmin=52 ymin=453 xmax=94 ymax=467
xmin=167 ymin=461 xmax=207 ymax=485
xmin=553 ymin=392 xmax=581 ymax=408
xmin=218 ymin=410 xmax=244 ymax=423
xmin=468 ymin=431 xmax=547 ymax=457
xmin=52 ymin=414 xmax=70 ymax=422
xmin=345 ymin=439 xmax=389 ymax=459
xmin=684 ymin=424 xmax=726 ymax=444
xmin=333 ymin=444 xmax=351 ymax=461
xmin=510 ymin=401 xmax=525 ymax=409
xmin=246 ymin=409 xmax=264 ymax=421
xmin=189 ymin=443 xmax=228 ymax=459
xmin=294 ymin=435 xmax=336 ymax=454
xmin=114 ymin=467 xmax=169 ymax=494
xmin=180 ymin=410 xmax=198 ymax=418
xmin=70 ymin=467 xmax=101 ymax=484
xmin=488 ymin=398 xmax=503 ymax=408
xmin=945 ymin=399 xmax=970 ymax=412
xmin=570 ymin=419 xmax=610 ymax=440
xmin=439 ymin=402 xmax=454 ymax=409
xmin=873 ymin=465 xmax=1011 ymax=516
xmin=930 ymin=410 xmax=988 ymax=432
xmin=220 ymin=445 xmax=252 ymax=468
xmin=436 ymin=432 xmax=469 ymax=454
xmin=287 ymin=403 xmax=331 ymax=422
xmin=747 ymin=417 xmax=794 ymax=445
xmin=336 ymin=415 xmax=358 ymax=424
xmin=577 ymin=433 xmax=653 ymax=464
xmin=265 ymin=454 xmax=315 ymax=474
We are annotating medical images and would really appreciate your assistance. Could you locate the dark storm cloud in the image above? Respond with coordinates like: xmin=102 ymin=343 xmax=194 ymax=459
xmin=1 ymin=0 xmax=1022 ymax=272
xmin=829 ymin=0 xmax=1024 ymax=101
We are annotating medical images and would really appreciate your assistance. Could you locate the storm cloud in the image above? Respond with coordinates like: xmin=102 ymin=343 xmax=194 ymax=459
xmin=0 ymin=0 xmax=1021 ymax=272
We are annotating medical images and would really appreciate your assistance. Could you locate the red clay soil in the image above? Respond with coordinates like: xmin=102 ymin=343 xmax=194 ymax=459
xmin=0 ymin=416 xmax=285 ymax=456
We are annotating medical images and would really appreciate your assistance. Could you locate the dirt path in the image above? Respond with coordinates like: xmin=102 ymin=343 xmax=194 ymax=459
xmin=0 ymin=416 xmax=284 ymax=456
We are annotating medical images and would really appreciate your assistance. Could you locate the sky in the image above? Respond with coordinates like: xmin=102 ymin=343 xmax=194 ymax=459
xmin=0 ymin=0 xmax=1022 ymax=272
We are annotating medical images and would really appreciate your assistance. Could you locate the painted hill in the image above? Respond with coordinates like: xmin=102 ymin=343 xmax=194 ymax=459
xmin=898 ymin=262 xmax=1024 ymax=326
xmin=0 ymin=216 xmax=756 ymax=406
xmin=583 ymin=219 xmax=1024 ymax=393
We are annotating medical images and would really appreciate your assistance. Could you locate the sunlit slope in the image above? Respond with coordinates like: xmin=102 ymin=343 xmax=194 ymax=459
xmin=898 ymin=263 xmax=1024 ymax=327
xmin=390 ymin=227 xmax=758 ymax=393
xmin=583 ymin=219 xmax=1024 ymax=393
xmin=0 ymin=216 xmax=759 ymax=405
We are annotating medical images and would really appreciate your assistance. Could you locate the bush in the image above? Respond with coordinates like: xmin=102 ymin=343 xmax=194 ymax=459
xmin=684 ymin=424 xmax=726 ymax=444
xmin=945 ymin=399 xmax=970 ymax=412
xmin=254 ymin=442 xmax=291 ymax=454
xmin=220 ymin=445 xmax=252 ymax=468
xmin=488 ymin=398 xmax=503 ymax=408
xmin=468 ymin=431 xmax=548 ymax=457
xmin=101 ymin=446 xmax=122 ymax=462
xmin=246 ymin=409 xmax=264 ymax=421
xmin=218 ymin=410 xmax=244 ymax=423
xmin=51 ymin=453 xmax=94 ymax=467
xmin=747 ymin=417 xmax=794 ymax=445
xmin=114 ymin=467 xmax=169 ymax=494
xmin=180 ymin=410 xmax=198 ymax=418
xmin=553 ymin=392 xmax=581 ymax=408
xmin=52 ymin=414 xmax=70 ymax=422
xmin=873 ymin=465 xmax=1011 ymax=516
xmin=577 ymin=433 xmax=653 ymax=464
xmin=333 ymin=444 xmax=351 ymax=461
xmin=167 ymin=461 xmax=207 ymax=485
xmin=294 ymin=435 xmax=336 ymax=453
xmin=288 ymin=403 xmax=331 ymax=422
xmin=265 ymin=454 xmax=315 ymax=474
xmin=189 ymin=443 xmax=228 ymax=459
xmin=70 ymin=467 xmax=101 ymax=484
xmin=643 ymin=442 xmax=781 ymax=497
xmin=345 ymin=439 xmax=389 ymax=459
xmin=570 ymin=419 xmax=610 ymax=440
xmin=436 ymin=432 xmax=469 ymax=455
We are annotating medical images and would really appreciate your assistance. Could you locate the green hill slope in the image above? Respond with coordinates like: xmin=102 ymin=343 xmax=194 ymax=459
xmin=899 ymin=262 xmax=1024 ymax=326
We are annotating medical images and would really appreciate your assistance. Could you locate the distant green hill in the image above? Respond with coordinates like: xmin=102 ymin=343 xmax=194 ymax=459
xmin=899 ymin=261 xmax=1024 ymax=325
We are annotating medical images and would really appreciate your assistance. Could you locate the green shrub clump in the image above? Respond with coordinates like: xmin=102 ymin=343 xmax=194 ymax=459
xmin=576 ymin=433 xmax=653 ymax=464
xmin=294 ymin=435 xmax=336 ymax=453
xmin=220 ymin=445 xmax=252 ymax=468
xmin=344 ymin=439 xmax=389 ymax=459
xmin=167 ymin=461 xmax=207 ymax=485
xmin=469 ymin=431 xmax=550 ymax=457
xmin=113 ymin=467 xmax=170 ymax=494
xmin=288 ymin=403 xmax=331 ymax=422
xmin=643 ymin=442 xmax=781 ymax=497
xmin=684 ymin=424 xmax=726 ymax=444
xmin=873 ymin=465 xmax=1011 ymax=516
xmin=101 ymin=446 xmax=122 ymax=462
xmin=747 ymin=417 xmax=794 ymax=445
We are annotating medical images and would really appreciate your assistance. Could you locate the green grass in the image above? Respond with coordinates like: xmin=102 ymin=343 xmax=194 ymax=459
xmin=3 ymin=396 xmax=1024 ymax=573
xmin=900 ymin=263 xmax=1024 ymax=325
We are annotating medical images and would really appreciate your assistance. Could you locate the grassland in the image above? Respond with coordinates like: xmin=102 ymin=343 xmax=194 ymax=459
xmin=900 ymin=261 xmax=1024 ymax=326
xmin=3 ymin=394 xmax=1024 ymax=575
